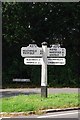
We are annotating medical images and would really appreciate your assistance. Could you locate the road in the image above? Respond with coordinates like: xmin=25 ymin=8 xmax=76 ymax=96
xmin=37 ymin=110 xmax=79 ymax=118
xmin=0 ymin=88 xmax=79 ymax=98
xmin=1 ymin=110 xmax=79 ymax=119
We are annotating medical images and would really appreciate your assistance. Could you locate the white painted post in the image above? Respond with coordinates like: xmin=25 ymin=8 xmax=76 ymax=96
xmin=41 ymin=42 xmax=47 ymax=98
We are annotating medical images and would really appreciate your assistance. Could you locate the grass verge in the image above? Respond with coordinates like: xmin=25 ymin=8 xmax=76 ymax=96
xmin=0 ymin=93 xmax=79 ymax=112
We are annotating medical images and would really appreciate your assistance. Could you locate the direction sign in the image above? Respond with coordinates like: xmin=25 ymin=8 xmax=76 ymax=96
xmin=50 ymin=44 xmax=61 ymax=48
xmin=21 ymin=44 xmax=43 ymax=57
xmin=47 ymin=58 xmax=66 ymax=65
xmin=48 ymin=47 xmax=66 ymax=57
xmin=24 ymin=58 xmax=42 ymax=65
xmin=24 ymin=58 xmax=66 ymax=65
xmin=21 ymin=44 xmax=66 ymax=58
xmin=21 ymin=42 xmax=66 ymax=98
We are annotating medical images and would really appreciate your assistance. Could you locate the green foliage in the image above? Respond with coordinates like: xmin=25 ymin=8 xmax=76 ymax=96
xmin=2 ymin=2 xmax=80 ymax=87
xmin=1 ymin=93 xmax=79 ymax=112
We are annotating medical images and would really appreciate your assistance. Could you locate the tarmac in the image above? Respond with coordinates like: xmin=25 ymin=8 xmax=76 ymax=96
xmin=0 ymin=88 xmax=79 ymax=98
xmin=0 ymin=107 xmax=79 ymax=118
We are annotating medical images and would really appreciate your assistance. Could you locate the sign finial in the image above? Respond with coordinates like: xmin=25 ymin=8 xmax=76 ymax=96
xmin=42 ymin=42 xmax=47 ymax=45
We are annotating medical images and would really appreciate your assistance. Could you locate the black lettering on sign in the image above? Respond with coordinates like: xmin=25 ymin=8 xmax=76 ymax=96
xmin=50 ymin=51 xmax=61 ymax=53
xmin=23 ymin=50 xmax=37 ymax=54
xmin=40 ymin=50 xmax=43 ymax=54
xmin=23 ymin=50 xmax=34 ymax=54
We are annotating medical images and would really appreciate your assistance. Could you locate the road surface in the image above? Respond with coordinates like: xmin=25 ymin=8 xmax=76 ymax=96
xmin=1 ymin=110 xmax=79 ymax=119
xmin=0 ymin=88 xmax=79 ymax=98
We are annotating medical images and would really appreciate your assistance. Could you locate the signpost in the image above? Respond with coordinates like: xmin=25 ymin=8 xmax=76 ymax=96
xmin=21 ymin=42 xmax=66 ymax=98
xmin=24 ymin=58 xmax=42 ymax=65
xmin=21 ymin=44 xmax=42 ymax=57
xmin=24 ymin=58 xmax=66 ymax=65
xmin=47 ymin=58 xmax=66 ymax=65
xmin=41 ymin=42 xmax=47 ymax=97
xmin=48 ymin=48 xmax=66 ymax=57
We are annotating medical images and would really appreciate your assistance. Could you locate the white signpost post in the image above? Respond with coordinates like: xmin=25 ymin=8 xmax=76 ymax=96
xmin=21 ymin=42 xmax=66 ymax=98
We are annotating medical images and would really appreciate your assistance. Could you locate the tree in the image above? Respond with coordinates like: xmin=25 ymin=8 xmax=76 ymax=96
xmin=2 ymin=2 xmax=80 ymax=87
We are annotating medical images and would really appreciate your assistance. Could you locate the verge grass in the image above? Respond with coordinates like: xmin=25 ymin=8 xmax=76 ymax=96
xmin=0 ymin=93 xmax=79 ymax=112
